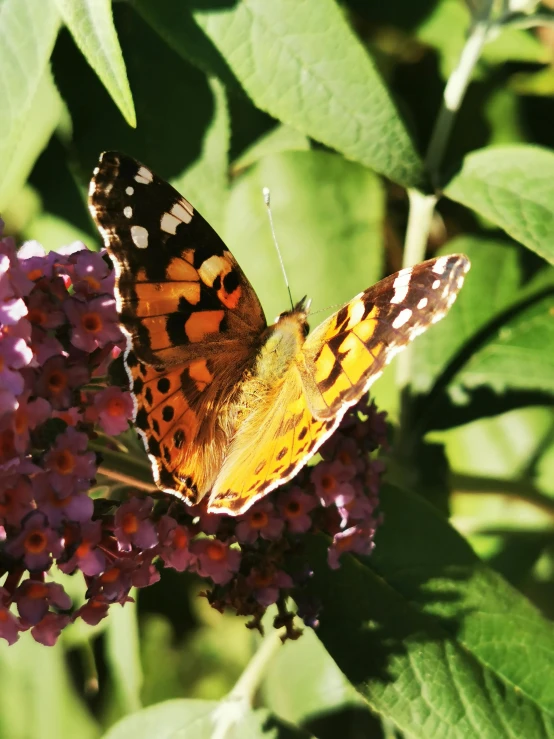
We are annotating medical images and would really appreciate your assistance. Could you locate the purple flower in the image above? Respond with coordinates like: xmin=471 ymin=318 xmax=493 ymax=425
xmin=192 ymin=539 xmax=241 ymax=585
xmin=0 ymin=250 xmax=32 ymax=326
xmin=33 ymin=473 xmax=94 ymax=526
xmin=6 ymin=511 xmax=64 ymax=571
xmin=25 ymin=289 xmax=65 ymax=331
xmin=278 ymin=487 xmax=317 ymax=534
xmin=157 ymin=516 xmax=195 ymax=572
xmin=64 ymin=295 xmax=122 ymax=352
xmin=311 ymin=459 xmax=356 ymax=508
xmin=0 ymin=474 xmax=34 ymax=527
xmin=114 ymin=497 xmax=158 ymax=552
xmin=44 ymin=427 xmax=96 ymax=495
xmin=0 ymin=332 xmax=33 ymax=397
xmin=73 ymin=597 xmax=110 ymax=626
xmin=90 ymin=386 xmax=133 ymax=436
xmin=58 ymin=521 xmax=105 ymax=576
xmin=35 ymin=355 xmax=89 ymax=410
xmin=69 ymin=250 xmax=114 ymax=296
xmin=12 ymin=393 xmax=50 ymax=454
xmin=246 ymin=568 xmax=293 ymax=607
xmin=235 ymin=501 xmax=284 ymax=544
xmin=0 ymin=588 xmax=21 ymax=645
xmin=14 ymin=579 xmax=71 ymax=625
xmin=327 ymin=524 xmax=378 ymax=570
xmin=31 ymin=612 xmax=71 ymax=646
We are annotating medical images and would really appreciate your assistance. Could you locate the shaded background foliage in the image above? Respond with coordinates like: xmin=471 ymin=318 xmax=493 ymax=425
xmin=1 ymin=0 xmax=554 ymax=737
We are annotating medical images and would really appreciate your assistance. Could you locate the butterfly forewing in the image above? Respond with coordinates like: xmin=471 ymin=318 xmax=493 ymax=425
xmin=302 ymin=255 xmax=471 ymax=418
xmin=89 ymin=152 xmax=266 ymax=501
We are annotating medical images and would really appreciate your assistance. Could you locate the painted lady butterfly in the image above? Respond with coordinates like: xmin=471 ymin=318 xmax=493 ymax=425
xmin=89 ymin=152 xmax=470 ymax=515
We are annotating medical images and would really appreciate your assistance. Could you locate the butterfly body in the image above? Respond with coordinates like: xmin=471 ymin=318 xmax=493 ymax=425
xmin=89 ymin=152 xmax=470 ymax=515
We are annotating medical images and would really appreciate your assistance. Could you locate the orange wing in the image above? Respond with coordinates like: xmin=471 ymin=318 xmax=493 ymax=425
xmin=208 ymin=256 xmax=470 ymax=515
xmin=89 ymin=152 xmax=266 ymax=501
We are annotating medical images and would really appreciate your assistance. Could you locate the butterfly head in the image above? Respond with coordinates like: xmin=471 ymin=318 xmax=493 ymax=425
xmin=275 ymin=296 xmax=312 ymax=337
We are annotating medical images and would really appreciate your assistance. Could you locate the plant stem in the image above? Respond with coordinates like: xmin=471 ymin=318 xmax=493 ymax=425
xmin=425 ymin=20 xmax=490 ymax=186
xmin=211 ymin=630 xmax=282 ymax=738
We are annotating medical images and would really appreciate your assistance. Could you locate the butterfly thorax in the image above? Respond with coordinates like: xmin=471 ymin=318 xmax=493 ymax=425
xmin=229 ymin=303 xmax=310 ymax=426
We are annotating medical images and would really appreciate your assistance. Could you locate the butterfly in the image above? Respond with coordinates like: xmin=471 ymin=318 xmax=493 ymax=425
xmin=89 ymin=152 xmax=470 ymax=515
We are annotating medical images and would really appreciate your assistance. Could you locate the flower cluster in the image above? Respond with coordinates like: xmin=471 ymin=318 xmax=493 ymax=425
xmin=0 ymin=222 xmax=386 ymax=645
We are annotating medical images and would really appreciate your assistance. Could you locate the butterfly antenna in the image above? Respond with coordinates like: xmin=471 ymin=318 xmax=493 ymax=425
xmin=263 ymin=187 xmax=294 ymax=310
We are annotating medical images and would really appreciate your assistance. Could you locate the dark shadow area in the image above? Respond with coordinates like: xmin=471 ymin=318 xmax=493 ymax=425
xmin=303 ymin=704 xmax=386 ymax=739
xmin=345 ymin=0 xmax=440 ymax=31
xmin=52 ymin=5 xmax=214 ymax=179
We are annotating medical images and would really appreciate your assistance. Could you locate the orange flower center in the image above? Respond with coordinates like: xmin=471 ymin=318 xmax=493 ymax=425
xmin=27 ymin=268 xmax=43 ymax=281
xmin=27 ymin=582 xmax=49 ymax=599
xmin=82 ymin=312 xmax=103 ymax=333
xmin=76 ymin=540 xmax=91 ymax=557
xmin=47 ymin=369 xmax=67 ymax=393
xmin=0 ymin=610 xmax=10 ymax=622
xmin=101 ymin=568 xmax=120 ymax=583
xmin=320 ymin=474 xmax=336 ymax=492
xmin=206 ymin=541 xmax=226 ymax=561
xmin=27 ymin=308 xmax=47 ymax=326
xmin=250 ymin=511 xmax=268 ymax=529
xmin=286 ymin=500 xmax=301 ymax=517
xmin=14 ymin=408 xmax=28 ymax=435
xmin=173 ymin=528 xmax=188 ymax=549
xmin=0 ymin=490 xmax=14 ymax=514
xmin=24 ymin=531 xmax=48 ymax=554
xmin=47 ymin=490 xmax=70 ymax=508
xmin=252 ymin=572 xmax=272 ymax=588
xmin=0 ymin=430 xmax=15 ymax=458
xmin=107 ymin=396 xmax=125 ymax=417
xmin=52 ymin=449 xmax=76 ymax=475
xmin=83 ymin=275 xmax=101 ymax=291
xmin=338 ymin=450 xmax=353 ymax=465
xmin=121 ymin=512 xmax=138 ymax=534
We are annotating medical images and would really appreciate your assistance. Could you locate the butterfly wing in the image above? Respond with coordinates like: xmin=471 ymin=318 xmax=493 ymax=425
xmin=89 ymin=152 xmax=267 ymax=501
xmin=301 ymin=255 xmax=471 ymax=418
xmin=208 ymin=255 xmax=470 ymax=515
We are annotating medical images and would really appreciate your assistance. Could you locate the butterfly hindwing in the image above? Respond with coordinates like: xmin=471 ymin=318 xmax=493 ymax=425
xmin=89 ymin=152 xmax=266 ymax=501
xmin=207 ymin=255 xmax=470 ymax=514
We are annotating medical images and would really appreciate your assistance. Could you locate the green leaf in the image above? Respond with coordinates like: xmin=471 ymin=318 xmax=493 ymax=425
xmin=223 ymin=149 xmax=384 ymax=324
xmin=0 ymin=636 xmax=99 ymax=739
xmin=232 ymin=125 xmax=310 ymax=174
xmin=54 ymin=0 xmax=136 ymax=126
xmin=171 ymin=77 xmax=230 ymax=233
xmin=263 ymin=627 xmax=380 ymax=736
xmin=0 ymin=0 xmax=60 ymax=208
xmin=103 ymin=698 xmax=310 ymax=738
xmin=105 ymin=597 xmax=143 ymax=717
xmin=192 ymin=0 xmax=423 ymax=188
xmin=445 ymin=145 xmax=554 ymax=265
xmin=0 ymin=69 xmax=62 ymax=210
xmin=306 ymin=485 xmax=554 ymax=737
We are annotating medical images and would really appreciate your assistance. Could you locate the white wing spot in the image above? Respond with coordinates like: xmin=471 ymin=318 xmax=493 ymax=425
xmin=124 ymin=206 xmax=133 ymax=219
xmin=432 ymin=256 xmax=449 ymax=275
xmin=390 ymin=267 xmax=412 ymax=304
xmin=161 ymin=212 xmax=180 ymax=235
xmin=126 ymin=186 xmax=134 ymax=196
xmin=392 ymin=308 xmax=412 ymax=329
xmin=131 ymin=225 xmax=149 ymax=249
xmin=171 ymin=199 xmax=194 ymax=224
xmin=417 ymin=297 xmax=428 ymax=310
xmin=135 ymin=166 xmax=153 ymax=185
xmin=457 ymin=275 xmax=465 ymax=289
xmin=432 ymin=279 xmax=441 ymax=290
